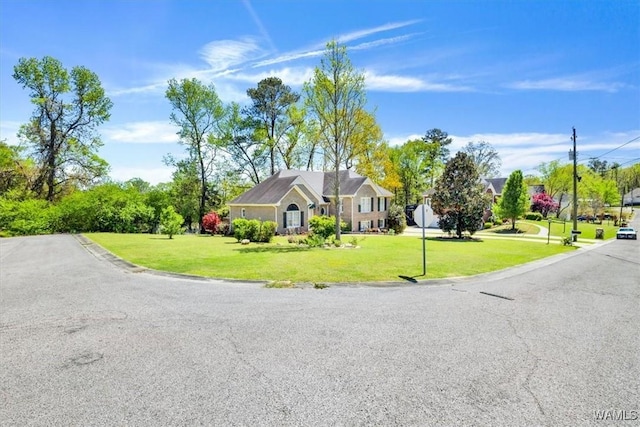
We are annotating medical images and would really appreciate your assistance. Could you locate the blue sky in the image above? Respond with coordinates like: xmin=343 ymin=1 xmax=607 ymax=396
xmin=1 ymin=0 xmax=639 ymax=184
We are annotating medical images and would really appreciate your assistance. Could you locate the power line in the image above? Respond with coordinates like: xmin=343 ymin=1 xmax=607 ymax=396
xmin=587 ymin=135 xmax=640 ymax=161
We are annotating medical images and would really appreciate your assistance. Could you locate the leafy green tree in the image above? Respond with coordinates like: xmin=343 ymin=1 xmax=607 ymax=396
xmin=537 ymin=160 xmax=572 ymax=218
xmin=304 ymin=40 xmax=374 ymax=240
xmin=461 ymin=141 xmax=501 ymax=178
xmin=0 ymin=140 xmax=35 ymax=197
xmin=13 ymin=56 xmax=112 ymax=201
xmin=495 ymin=170 xmax=529 ymax=230
xmin=396 ymin=139 xmax=430 ymax=206
xmin=160 ymin=206 xmax=184 ymax=239
xmin=432 ymin=152 xmax=488 ymax=238
xmin=219 ymin=102 xmax=268 ymax=184
xmin=166 ymin=78 xmax=225 ymax=233
xmin=422 ymin=128 xmax=452 ymax=187
xmin=246 ymin=77 xmax=300 ymax=175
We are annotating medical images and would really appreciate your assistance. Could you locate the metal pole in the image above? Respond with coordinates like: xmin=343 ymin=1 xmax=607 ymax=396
xmin=547 ymin=219 xmax=551 ymax=244
xmin=572 ymin=127 xmax=578 ymax=241
xmin=422 ymin=202 xmax=426 ymax=276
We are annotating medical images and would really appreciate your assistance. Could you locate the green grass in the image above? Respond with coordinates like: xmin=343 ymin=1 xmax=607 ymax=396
xmin=520 ymin=219 xmax=620 ymax=240
xmin=85 ymin=232 xmax=576 ymax=283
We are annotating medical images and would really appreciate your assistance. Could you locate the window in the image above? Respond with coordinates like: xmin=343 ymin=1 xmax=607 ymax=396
xmin=360 ymin=197 xmax=372 ymax=213
xmin=286 ymin=211 xmax=300 ymax=227
xmin=241 ymin=208 xmax=246 ymax=218
xmin=286 ymin=204 xmax=301 ymax=228
xmin=378 ymin=197 xmax=386 ymax=212
xmin=378 ymin=218 xmax=385 ymax=228
xmin=359 ymin=220 xmax=371 ymax=231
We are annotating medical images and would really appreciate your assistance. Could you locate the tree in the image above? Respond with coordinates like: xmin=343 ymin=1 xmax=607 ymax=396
xmin=304 ymin=40 xmax=372 ymax=240
xmin=495 ymin=170 xmax=529 ymax=230
xmin=431 ymin=152 xmax=488 ymax=238
xmin=13 ymin=56 xmax=112 ymax=201
xmin=396 ymin=139 xmax=429 ymax=206
xmin=537 ymin=160 xmax=572 ymax=218
xmin=219 ymin=102 xmax=268 ymax=184
xmin=461 ymin=141 xmax=502 ymax=178
xmin=531 ymin=192 xmax=559 ymax=218
xmin=202 ymin=211 xmax=221 ymax=234
xmin=246 ymin=77 xmax=300 ymax=175
xmin=386 ymin=204 xmax=407 ymax=234
xmin=587 ymin=158 xmax=609 ymax=177
xmin=422 ymin=128 xmax=452 ymax=187
xmin=0 ymin=140 xmax=35 ymax=197
xmin=166 ymin=78 xmax=225 ymax=233
xmin=160 ymin=206 xmax=184 ymax=239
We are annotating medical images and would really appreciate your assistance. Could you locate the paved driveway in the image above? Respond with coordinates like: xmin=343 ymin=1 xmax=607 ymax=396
xmin=1 ymin=232 xmax=639 ymax=426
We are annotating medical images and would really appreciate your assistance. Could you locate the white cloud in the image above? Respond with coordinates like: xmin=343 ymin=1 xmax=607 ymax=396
xmin=103 ymin=121 xmax=180 ymax=144
xmin=0 ymin=121 xmax=22 ymax=145
xmin=199 ymin=37 xmax=265 ymax=72
xmin=507 ymin=77 xmax=624 ymax=93
xmin=335 ymin=20 xmax=422 ymax=44
xmin=365 ymin=71 xmax=472 ymax=93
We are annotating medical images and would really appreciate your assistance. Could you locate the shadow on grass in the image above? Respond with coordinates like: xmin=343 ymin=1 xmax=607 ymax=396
xmin=492 ymin=228 xmax=526 ymax=235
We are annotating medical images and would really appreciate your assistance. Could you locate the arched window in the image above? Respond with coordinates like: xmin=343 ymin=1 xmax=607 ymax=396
xmin=285 ymin=203 xmax=302 ymax=228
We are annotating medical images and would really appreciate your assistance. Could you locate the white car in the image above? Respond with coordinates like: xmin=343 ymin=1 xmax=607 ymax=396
xmin=616 ymin=227 xmax=637 ymax=240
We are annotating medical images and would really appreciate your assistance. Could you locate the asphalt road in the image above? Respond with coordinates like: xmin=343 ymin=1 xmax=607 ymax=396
xmin=1 ymin=230 xmax=639 ymax=426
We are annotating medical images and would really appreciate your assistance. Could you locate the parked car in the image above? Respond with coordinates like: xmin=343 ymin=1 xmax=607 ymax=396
xmin=616 ymin=227 xmax=637 ymax=240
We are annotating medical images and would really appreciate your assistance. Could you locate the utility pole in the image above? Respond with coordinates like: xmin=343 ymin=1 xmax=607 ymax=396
xmin=570 ymin=127 xmax=579 ymax=241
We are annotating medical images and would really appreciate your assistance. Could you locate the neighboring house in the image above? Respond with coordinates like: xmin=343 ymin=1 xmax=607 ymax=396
xmin=623 ymin=187 xmax=640 ymax=206
xmin=228 ymin=169 xmax=394 ymax=234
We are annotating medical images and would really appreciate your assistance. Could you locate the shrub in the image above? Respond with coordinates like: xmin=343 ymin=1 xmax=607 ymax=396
xmin=160 ymin=206 xmax=184 ymax=239
xmin=202 ymin=211 xmax=221 ymax=234
xmin=309 ymin=215 xmax=346 ymax=239
xmin=232 ymin=218 xmax=276 ymax=242
xmin=217 ymin=222 xmax=230 ymax=236
xmin=484 ymin=222 xmax=493 ymax=229
xmin=494 ymin=218 xmax=503 ymax=226
xmin=304 ymin=234 xmax=325 ymax=248
xmin=232 ymin=218 xmax=250 ymax=241
xmin=333 ymin=239 xmax=342 ymax=247
xmin=257 ymin=220 xmax=277 ymax=243
xmin=387 ymin=204 xmax=407 ymax=234
xmin=524 ymin=212 xmax=543 ymax=221
xmin=0 ymin=198 xmax=59 ymax=236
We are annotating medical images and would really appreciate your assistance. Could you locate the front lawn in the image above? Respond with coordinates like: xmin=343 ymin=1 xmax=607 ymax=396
xmin=522 ymin=219 xmax=620 ymax=240
xmin=85 ymin=233 xmax=575 ymax=283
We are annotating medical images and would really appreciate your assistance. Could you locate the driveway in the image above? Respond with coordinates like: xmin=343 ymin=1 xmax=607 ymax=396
xmin=1 ymin=230 xmax=638 ymax=426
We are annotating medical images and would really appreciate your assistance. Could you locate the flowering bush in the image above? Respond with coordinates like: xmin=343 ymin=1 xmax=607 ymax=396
xmin=531 ymin=192 xmax=559 ymax=218
xmin=202 ymin=211 xmax=221 ymax=234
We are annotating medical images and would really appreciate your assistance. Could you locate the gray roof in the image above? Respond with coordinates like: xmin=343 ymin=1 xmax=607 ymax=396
xmin=230 ymin=169 xmax=393 ymax=205
xmin=483 ymin=178 xmax=507 ymax=195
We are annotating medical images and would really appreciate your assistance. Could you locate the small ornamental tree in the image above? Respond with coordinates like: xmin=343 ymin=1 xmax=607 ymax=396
xmin=386 ymin=204 xmax=407 ymax=234
xmin=530 ymin=192 xmax=559 ymax=218
xmin=496 ymin=170 xmax=529 ymax=230
xmin=309 ymin=215 xmax=346 ymax=239
xmin=160 ymin=206 xmax=184 ymax=239
xmin=202 ymin=211 xmax=221 ymax=234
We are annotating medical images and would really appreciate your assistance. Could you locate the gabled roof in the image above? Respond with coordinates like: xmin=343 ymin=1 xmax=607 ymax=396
xmin=229 ymin=169 xmax=393 ymax=205
xmin=483 ymin=177 xmax=507 ymax=195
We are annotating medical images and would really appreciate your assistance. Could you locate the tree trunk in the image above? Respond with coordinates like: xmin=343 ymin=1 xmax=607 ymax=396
xmin=334 ymin=167 xmax=341 ymax=240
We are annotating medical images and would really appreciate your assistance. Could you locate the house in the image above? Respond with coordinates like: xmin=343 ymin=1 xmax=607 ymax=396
xmin=228 ymin=170 xmax=394 ymax=234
